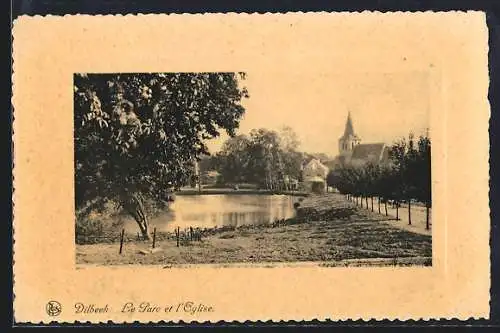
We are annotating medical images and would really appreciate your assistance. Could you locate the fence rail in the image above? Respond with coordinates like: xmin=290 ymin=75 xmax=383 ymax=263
xmin=76 ymin=225 xmax=209 ymax=254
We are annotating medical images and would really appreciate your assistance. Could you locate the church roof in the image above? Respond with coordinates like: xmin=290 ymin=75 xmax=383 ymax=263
xmin=351 ymin=143 xmax=386 ymax=161
xmin=344 ymin=112 xmax=354 ymax=136
xmin=340 ymin=112 xmax=359 ymax=139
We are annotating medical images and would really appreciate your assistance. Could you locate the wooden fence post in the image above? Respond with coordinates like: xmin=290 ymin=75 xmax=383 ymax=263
xmin=176 ymin=226 xmax=180 ymax=247
xmin=152 ymin=227 xmax=157 ymax=248
xmin=119 ymin=229 xmax=125 ymax=254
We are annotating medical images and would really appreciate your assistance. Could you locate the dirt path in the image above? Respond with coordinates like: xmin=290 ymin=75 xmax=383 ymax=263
xmin=347 ymin=196 xmax=432 ymax=236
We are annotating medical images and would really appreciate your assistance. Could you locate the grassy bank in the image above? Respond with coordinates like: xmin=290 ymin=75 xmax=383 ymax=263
xmin=76 ymin=194 xmax=432 ymax=266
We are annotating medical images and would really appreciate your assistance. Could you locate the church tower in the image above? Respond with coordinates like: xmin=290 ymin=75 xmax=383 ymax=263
xmin=338 ymin=111 xmax=361 ymax=156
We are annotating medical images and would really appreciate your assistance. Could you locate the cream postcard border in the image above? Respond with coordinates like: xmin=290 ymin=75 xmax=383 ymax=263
xmin=12 ymin=12 xmax=490 ymax=323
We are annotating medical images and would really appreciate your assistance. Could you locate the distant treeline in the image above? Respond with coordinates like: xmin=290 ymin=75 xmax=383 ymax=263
xmin=199 ymin=127 xmax=328 ymax=190
xmin=327 ymin=133 xmax=431 ymax=228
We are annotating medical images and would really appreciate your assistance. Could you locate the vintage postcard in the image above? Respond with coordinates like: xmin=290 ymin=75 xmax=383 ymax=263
xmin=12 ymin=12 xmax=490 ymax=323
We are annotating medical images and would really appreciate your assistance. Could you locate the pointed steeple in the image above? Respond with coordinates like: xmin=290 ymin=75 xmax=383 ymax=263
xmin=343 ymin=111 xmax=355 ymax=137
xmin=338 ymin=111 xmax=361 ymax=155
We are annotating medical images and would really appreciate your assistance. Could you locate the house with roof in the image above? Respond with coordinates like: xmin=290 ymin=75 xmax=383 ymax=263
xmin=328 ymin=112 xmax=391 ymax=170
xmin=300 ymin=158 xmax=330 ymax=193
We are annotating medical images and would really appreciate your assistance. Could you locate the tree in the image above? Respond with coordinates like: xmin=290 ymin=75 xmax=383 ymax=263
xmin=389 ymin=133 xmax=429 ymax=225
xmin=280 ymin=150 xmax=303 ymax=187
xmin=214 ymin=134 xmax=252 ymax=184
xmin=326 ymin=169 xmax=341 ymax=191
xmin=364 ymin=163 xmax=380 ymax=212
xmin=249 ymin=128 xmax=282 ymax=189
xmin=415 ymin=134 xmax=432 ymax=229
xmin=328 ymin=164 xmax=365 ymax=205
xmin=377 ymin=165 xmax=397 ymax=216
xmin=388 ymin=137 xmax=410 ymax=221
xmin=212 ymin=127 xmax=304 ymax=190
xmin=387 ymin=132 xmax=432 ymax=224
xmin=326 ymin=131 xmax=431 ymax=226
xmin=403 ymin=133 xmax=419 ymax=225
xmin=279 ymin=126 xmax=300 ymax=152
xmin=74 ymin=72 xmax=249 ymax=239
xmin=278 ymin=126 xmax=303 ymax=189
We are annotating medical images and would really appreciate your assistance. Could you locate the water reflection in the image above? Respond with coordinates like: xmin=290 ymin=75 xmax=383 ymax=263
xmin=124 ymin=194 xmax=299 ymax=233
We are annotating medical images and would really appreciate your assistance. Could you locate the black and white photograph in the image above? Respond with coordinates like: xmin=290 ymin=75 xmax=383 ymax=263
xmin=74 ymin=71 xmax=432 ymax=266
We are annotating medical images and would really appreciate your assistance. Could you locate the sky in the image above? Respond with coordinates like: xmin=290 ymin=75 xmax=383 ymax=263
xmin=206 ymin=70 xmax=430 ymax=157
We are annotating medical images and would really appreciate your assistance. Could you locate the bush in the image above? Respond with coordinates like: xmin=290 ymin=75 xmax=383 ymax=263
xmin=75 ymin=216 xmax=105 ymax=244
xmin=75 ymin=196 xmax=172 ymax=244
xmin=75 ymin=198 xmax=121 ymax=244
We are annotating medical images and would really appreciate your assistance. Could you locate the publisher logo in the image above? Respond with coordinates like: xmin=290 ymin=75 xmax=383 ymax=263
xmin=46 ymin=301 xmax=62 ymax=316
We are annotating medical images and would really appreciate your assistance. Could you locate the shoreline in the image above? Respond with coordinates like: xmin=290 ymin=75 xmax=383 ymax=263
xmin=76 ymin=193 xmax=432 ymax=266
xmin=174 ymin=188 xmax=309 ymax=196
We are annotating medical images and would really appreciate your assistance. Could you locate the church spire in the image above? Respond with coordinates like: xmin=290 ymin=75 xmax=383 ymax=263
xmin=338 ymin=111 xmax=361 ymax=156
xmin=343 ymin=111 xmax=355 ymax=137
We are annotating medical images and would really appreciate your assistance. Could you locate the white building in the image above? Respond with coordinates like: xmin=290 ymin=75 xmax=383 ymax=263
xmin=301 ymin=158 xmax=329 ymax=193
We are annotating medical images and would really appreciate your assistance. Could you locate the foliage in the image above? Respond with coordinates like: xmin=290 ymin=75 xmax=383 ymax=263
xmin=74 ymin=72 xmax=249 ymax=236
xmin=327 ymin=133 xmax=431 ymax=207
xmin=76 ymin=215 xmax=104 ymax=236
xmin=212 ymin=127 xmax=304 ymax=189
xmin=213 ymin=134 xmax=252 ymax=184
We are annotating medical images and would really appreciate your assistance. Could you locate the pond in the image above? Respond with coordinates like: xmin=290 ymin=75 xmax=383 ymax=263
xmin=123 ymin=194 xmax=301 ymax=234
